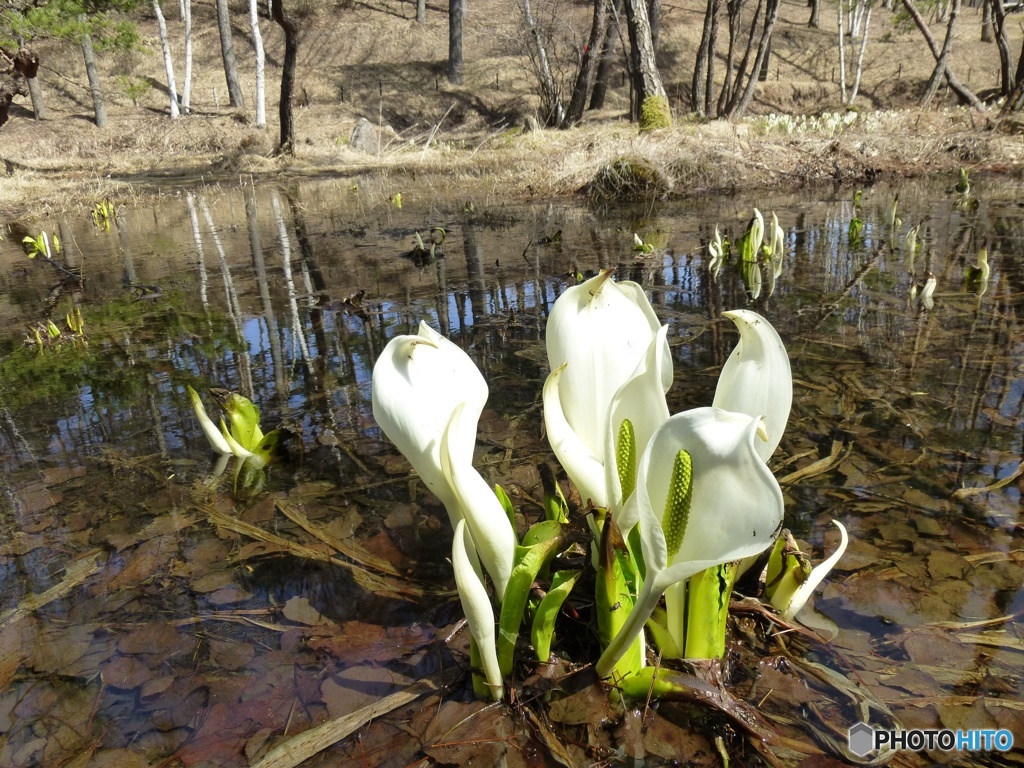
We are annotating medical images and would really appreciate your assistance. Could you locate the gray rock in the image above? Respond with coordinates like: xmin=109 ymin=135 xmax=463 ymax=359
xmin=349 ymin=117 xmax=380 ymax=153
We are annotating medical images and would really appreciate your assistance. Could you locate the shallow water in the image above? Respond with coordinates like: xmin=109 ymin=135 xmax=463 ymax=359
xmin=0 ymin=175 xmax=1022 ymax=766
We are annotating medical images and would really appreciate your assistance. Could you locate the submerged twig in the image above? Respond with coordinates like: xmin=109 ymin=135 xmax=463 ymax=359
xmin=250 ymin=676 xmax=444 ymax=768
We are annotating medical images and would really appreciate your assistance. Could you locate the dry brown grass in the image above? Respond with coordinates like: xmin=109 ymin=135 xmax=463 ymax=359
xmin=1 ymin=0 xmax=1022 ymax=218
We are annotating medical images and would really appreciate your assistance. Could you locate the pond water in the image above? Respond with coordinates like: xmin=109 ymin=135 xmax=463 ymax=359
xmin=0 ymin=174 xmax=1022 ymax=767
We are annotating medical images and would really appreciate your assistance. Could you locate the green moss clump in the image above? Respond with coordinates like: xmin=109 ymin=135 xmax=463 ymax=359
xmin=587 ymin=156 xmax=671 ymax=202
xmin=639 ymin=95 xmax=671 ymax=131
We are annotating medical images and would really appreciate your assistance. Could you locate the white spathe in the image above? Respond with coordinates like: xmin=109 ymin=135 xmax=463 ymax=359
xmin=372 ymin=321 xmax=487 ymax=519
xmin=372 ymin=322 xmax=514 ymax=597
xmin=452 ymin=519 xmax=503 ymax=701
xmin=543 ymin=270 xmax=668 ymax=508
xmin=597 ymin=407 xmax=785 ymax=677
xmin=712 ymin=310 xmax=792 ymax=462
xmin=774 ymin=520 xmax=849 ymax=621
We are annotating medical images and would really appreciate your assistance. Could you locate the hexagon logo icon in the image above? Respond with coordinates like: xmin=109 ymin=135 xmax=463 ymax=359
xmin=848 ymin=722 xmax=875 ymax=757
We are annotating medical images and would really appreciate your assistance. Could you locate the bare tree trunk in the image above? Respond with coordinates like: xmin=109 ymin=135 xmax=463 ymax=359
xmin=692 ymin=0 xmax=719 ymax=115
xmin=80 ymin=25 xmax=108 ymax=129
xmin=11 ymin=47 xmax=44 ymax=120
xmin=726 ymin=0 xmax=779 ymax=117
xmin=838 ymin=0 xmax=847 ymax=102
xmin=624 ymin=0 xmax=669 ymax=125
xmin=181 ymin=0 xmax=193 ymax=111
xmin=717 ymin=0 xmax=743 ymax=114
xmin=848 ymin=5 xmax=871 ymax=103
xmin=448 ymin=0 xmax=463 ymax=84
xmin=648 ymin=0 xmax=660 ymax=53
xmin=990 ymin=0 xmax=1012 ymax=94
xmin=522 ymin=0 xmax=565 ymax=124
xmin=153 ymin=0 xmax=180 ymax=118
xmin=271 ymin=0 xmax=297 ymax=152
xmin=589 ymin=0 xmax=622 ymax=109
xmin=250 ymin=0 xmax=266 ymax=127
xmin=216 ymin=0 xmax=245 ymax=107
xmin=808 ymin=0 xmax=820 ymax=27
xmin=900 ymin=0 xmax=985 ymax=108
xmin=980 ymin=0 xmax=994 ymax=42
xmin=705 ymin=0 xmax=719 ymax=114
xmin=563 ymin=0 xmax=609 ymax=126
xmin=1000 ymin=51 xmax=1024 ymax=113
xmin=417 ymin=0 xmax=426 ymax=22
xmin=921 ymin=0 xmax=959 ymax=104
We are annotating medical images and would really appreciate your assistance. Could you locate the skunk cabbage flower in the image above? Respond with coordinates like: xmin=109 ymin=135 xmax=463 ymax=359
xmin=711 ymin=310 xmax=792 ymax=462
xmin=189 ymin=386 xmax=232 ymax=456
xmin=597 ymin=408 xmax=785 ymax=677
xmin=543 ymin=270 xmax=667 ymax=508
xmin=452 ymin=519 xmax=503 ymax=701
xmin=372 ymin=322 xmax=514 ymax=597
xmin=768 ymin=521 xmax=849 ymax=621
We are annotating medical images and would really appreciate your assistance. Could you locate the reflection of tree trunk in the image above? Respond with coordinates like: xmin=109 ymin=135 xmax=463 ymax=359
xmin=464 ymin=227 xmax=487 ymax=326
xmin=435 ymin=257 xmax=450 ymax=335
xmin=270 ymin=190 xmax=312 ymax=368
xmin=201 ymin=200 xmax=250 ymax=398
xmin=563 ymin=0 xmax=609 ymax=127
xmin=287 ymin=189 xmax=329 ymax=392
xmin=58 ymin=219 xmax=77 ymax=271
xmin=80 ymin=26 xmax=108 ymax=129
xmin=245 ymin=184 xmax=285 ymax=396
xmin=589 ymin=0 xmax=622 ymax=109
xmin=116 ymin=213 xmax=137 ymax=285
xmin=186 ymin=193 xmax=210 ymax=314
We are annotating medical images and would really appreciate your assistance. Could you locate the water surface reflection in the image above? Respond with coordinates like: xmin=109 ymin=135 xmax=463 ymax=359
xmin=0 ymin=176 xmax=1022 ymax=765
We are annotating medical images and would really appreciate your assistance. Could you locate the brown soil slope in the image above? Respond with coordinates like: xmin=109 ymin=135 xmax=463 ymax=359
xmin=1 ymin=0 xmax=1022 ymax=216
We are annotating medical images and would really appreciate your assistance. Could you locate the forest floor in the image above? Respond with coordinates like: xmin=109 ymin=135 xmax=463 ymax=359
xmin=1 ymin=0 xmax=1023 ymax=220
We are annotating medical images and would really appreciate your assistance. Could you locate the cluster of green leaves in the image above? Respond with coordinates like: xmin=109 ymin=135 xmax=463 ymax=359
xmin=1 ymin=0 xmax=141 ymax=51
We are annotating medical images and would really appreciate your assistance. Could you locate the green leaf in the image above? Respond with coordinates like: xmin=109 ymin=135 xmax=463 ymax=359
xmin=497 ymin=532 xmax=569 ymax=677
xmin=494 ymin=483 xmax=517 ymax=536
xmin=682 ymin=562 xmax=737 ymax=660
xmin=596 ymin=514 xmax=642 ymax=679
xmin=531 ymin=570 xmax=580 ymax=663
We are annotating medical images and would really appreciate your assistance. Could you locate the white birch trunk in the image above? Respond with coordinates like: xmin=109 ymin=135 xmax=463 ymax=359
xmin=182 ymin=0 xmax=193 ymax=112
xmin=249 ymin=0 xmax=266 ymax=127
xmin=153 ymin=0 xmax=180 ymax=118
xmin=837 ymin=1 xmax=847 ymax=102
xmin=848 ymin=6 xmax=872 ymax=103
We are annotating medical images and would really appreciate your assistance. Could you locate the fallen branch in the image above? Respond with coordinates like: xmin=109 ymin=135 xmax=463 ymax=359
xmin=250 ymin=676 xmax=441 ymax=768
xmin=0 ymin=549 xmax=105 ymax=625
